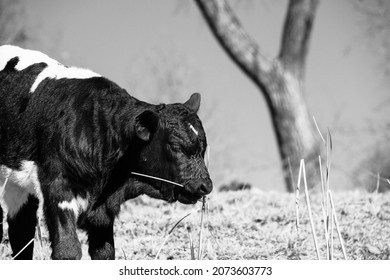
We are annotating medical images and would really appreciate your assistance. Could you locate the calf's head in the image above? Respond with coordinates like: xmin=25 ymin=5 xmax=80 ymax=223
xmin=133 ymin=93 xmax=212 ymax=204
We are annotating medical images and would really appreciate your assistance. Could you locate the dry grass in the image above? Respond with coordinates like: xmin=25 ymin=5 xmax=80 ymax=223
xmin=1 ymin=189 xmax=390 ymax=260
xmin=114 ymin=190 xmax=390 ymax=260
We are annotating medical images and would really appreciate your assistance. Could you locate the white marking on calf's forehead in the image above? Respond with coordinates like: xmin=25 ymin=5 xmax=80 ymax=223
xmin=189 ymin=123 xmax=198 ymax=136
xmin=58 ymin=196 xmax=89 ymax=219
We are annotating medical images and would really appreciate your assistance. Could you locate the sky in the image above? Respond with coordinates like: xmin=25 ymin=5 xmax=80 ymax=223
xmin=22 ymin=0 xmax=389 ymax=192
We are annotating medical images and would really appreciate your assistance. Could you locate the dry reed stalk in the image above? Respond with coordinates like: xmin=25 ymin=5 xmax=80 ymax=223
xmin=155 ymin=212 xmax=191 ymax=260
xmin=314 ymin=117 xmax=332 ymax=259
xmin=293 ymin=158 xmax=301 ymax=236
xmin=329 ymin=190 xmax=347 ymax=260
xmin=315 ymin=118 xmax=334 ymax=260
xmin=325 ymin=130 xmax=333 ymax=259
xmin=318 ymin=156 xmax=326 ymax=204
xmin=11 ymin=238 xmax=34 ymax=260
xmin=36 ymin=221 xmax=43 ymax=248
xmin=299 ymin=159 xmax=321 ymax=260
xmin=375 ymin=173 xmax=380 ymax=193
xmin=131 ymin=172 xmax=183 ymax=187
xmin=318 ymin=156 xmax=330 ymax=259
xmin=121 ymin=249 xmax=127 ymax=260
xmin=321 ymin=203 xmax=330 ymax=259
xmin=330 ymin=199 xmax=334 ymax=260
xmin=195 ymin=145 xmax=212 ymax=259
xmin=313 ymin=116 xmax=326 ymax=145
xmin=313 ymin=117 xmax=348 ymax=259
xmin=204 ymin=205 xmax=221 ymax=252
xmin=197 ymin=196 xmax=206 ymax=260
xmin=0 ymin=176 xmax=9 ymax=198
xmin=35 ymin=220 xmax=46 ymax=260
xmin=187 ymin=226 xmax=196 ymax=260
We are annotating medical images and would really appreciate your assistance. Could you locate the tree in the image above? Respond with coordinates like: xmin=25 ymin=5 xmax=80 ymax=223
xmin=354 ymin=0 xmax=390 ymax=79
xmin=0 ymin=0 xmax=30 ymax=46
xmin=351 ymin=0 xmax=390 ymax=192
xmin=195 ymin=0 xmax=321 ymax=192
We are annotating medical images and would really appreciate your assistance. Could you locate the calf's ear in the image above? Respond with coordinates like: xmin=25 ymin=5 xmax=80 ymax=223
xmin=135 ymin=110 xmax=159 ymax=141
xmin=184 ymin=93 xmax=201 ymax=113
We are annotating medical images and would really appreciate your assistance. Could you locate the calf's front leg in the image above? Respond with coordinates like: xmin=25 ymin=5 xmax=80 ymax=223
xmin=87 ymin=220 xmax=115 ymax=260
xmin=41 ymin=175 xmax=82 ymax=260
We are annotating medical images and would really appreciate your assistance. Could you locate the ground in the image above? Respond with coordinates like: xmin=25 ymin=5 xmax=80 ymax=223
xmin=1 ymin=189 xmax=389 ymax=260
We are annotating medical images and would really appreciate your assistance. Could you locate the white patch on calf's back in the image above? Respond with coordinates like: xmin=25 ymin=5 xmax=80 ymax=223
xmin=0 ymin=45 xmax=59 ymax=71
xmin=0 ymin=45 xmax=101 ymax=92
xmin=30 ymin=64 xmax=100 ymax=92
xmin=58 ymin=196 xmax=89 ymax=219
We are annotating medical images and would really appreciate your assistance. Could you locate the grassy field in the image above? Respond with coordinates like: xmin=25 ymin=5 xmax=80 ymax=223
xmin=1 ymin=188 xmax=389 ymax=260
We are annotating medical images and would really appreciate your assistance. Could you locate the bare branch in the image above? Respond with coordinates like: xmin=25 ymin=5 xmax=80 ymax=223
xmin=278 ymin=0 xmax=319 ymax=77
xmin=195 ymin=0 xmax=274 ymax=90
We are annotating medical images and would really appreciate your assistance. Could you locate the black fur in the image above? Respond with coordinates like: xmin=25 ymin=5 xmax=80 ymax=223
xmin=0 ymin=47 xmax=212 ymax=259
xmin=0 ymin=205 xmax=3 ymax=243
xmin=8 ymin=195 xmax=39 ymax=260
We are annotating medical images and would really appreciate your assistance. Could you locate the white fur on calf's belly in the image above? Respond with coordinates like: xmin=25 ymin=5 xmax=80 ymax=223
xmin=0 ymin=161 xmax=42 ymax=218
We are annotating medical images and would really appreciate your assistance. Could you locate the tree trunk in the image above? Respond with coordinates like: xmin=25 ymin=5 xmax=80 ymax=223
xmin=0 ymin=205 xmax=3 ymax=242
xmin=266 ymin=64 xmax=320 ymax=191
xmin=195 ymin=0 xmax=320 ymax=192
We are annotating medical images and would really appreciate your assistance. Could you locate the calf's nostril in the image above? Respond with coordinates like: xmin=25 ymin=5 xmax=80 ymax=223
xmin=198 ymin=180 xmax=212 ymax=195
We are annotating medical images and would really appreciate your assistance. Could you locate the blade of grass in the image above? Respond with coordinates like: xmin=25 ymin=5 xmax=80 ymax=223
xmin=325 ymin=129 xmax=333 ymax=189
xmin=35 ymin=220 xmax=45 ymax=260
xmin=131 ymin=172 xmax=183 ymax=187
xmin=187 ymin=226 xmax=195 ymax=260
xmin=325 ymin=130 xmax=333 ymax=259
xmin=198 ymin=196 xmax=206 ymax=260
xmin=155 ymin=212 xmax=191 ymax=260
xmin=301 ymin=159 xmax=321 ymax=260
xmin=318 ymin=155 xmax=330 ymax=259
xmin=0 ymin=176 xmax=9 ymax=198
xmin=318 ymin=156 xmax=326 ymax=208
xmin=11 ymin=238 xmax=34 ymax=260
xmin=36 ymin=222 xmax=43 ymax=248
xmin=321 ymin=203 xmax=330 ymax=260
xmin=294 ymin=158 xmax=301 ymax=236
xmin=375 ymin=172 xmax=380 ymax=193
xmin=313 ymin=116 xmax=326 ymax=145
xmin=329 ymin=190 xmax=347 ymax=260
xmin=330 ymin=200 xmax=334 ymax=260
xmin=121 ymin=249 xmax=127 ymax=260
xmin=204 ymin=204 xmax=221 ymax=251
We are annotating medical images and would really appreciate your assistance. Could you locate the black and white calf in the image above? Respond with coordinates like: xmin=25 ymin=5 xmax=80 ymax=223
xmin=0 ymin=45 xmax=212 ymax=259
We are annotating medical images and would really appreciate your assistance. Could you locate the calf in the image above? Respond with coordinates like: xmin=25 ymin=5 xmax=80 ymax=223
xmin=0 ymin=45 xmax=212 ymax=259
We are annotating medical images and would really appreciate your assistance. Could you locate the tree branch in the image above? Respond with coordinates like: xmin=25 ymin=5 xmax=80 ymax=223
xmin=278 ymin=0 xmax=319 ymax=77
xmin=195 ymin=0 xmax=274 ymax=90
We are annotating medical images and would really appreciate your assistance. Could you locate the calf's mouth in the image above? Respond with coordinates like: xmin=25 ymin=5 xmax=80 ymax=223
xmin=131 ymin=172 xmax=211 ymax=204
xmin=173 ymin=186 xmax=204 ymax=204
